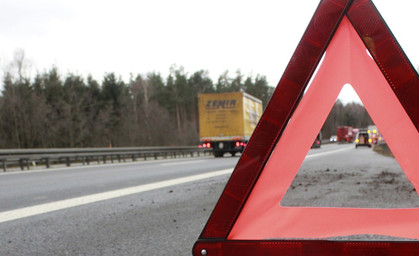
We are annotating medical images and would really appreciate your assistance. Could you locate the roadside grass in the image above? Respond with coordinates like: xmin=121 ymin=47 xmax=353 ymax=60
xmin=373 ymin=143 xmax=394 ymax=158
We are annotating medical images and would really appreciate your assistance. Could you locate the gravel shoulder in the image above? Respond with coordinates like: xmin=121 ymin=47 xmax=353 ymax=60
xmin=282 ymin=146 xmax=419 ymax=208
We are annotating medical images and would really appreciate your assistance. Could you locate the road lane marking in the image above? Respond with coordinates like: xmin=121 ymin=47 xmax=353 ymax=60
xmin=160 ymin=160 xmax=207 ymax=166
xmin=0 ymin=146 xmax=349 ymax=223
xmin=0 ymin=168 xmax=233 ymax=224
xmin=306 ymin=146 xmax=352 ymax=159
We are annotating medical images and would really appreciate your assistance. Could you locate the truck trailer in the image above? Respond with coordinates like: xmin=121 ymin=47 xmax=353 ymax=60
xmin=198 ymin=92 xmax=263 ymax=157
xmin=336 ymin=126 xmax=354 ymax=143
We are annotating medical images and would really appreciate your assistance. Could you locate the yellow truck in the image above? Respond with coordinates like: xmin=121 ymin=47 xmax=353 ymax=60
xmin=198 ymin=92 xmax=263 ymax=157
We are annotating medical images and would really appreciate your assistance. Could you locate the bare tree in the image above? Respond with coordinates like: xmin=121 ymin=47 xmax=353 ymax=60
xmin=5 ymin=49 xmax=32 ymax=83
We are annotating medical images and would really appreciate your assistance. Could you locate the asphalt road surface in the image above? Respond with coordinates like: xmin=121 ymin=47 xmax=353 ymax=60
xmin=0 ymin=143 xmax=416 ymax=255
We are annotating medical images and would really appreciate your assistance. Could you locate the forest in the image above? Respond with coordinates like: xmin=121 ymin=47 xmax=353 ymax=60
xmin=0 ymin=52 xmax=372 ymax=149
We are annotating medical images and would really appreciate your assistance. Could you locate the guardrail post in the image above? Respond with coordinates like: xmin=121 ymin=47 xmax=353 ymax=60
xmin=26 ymin=159 xmax=30 ymax=170
xmin=154 ymin=153 xmax=158 ymax=160
xmin=132 ymin=154 xmax=137 ymax=162
xmin=66 ymin=157 xmax=71 ymax=167
xmin=19 ymin=159 xmax=25 ymax=170
xmin=1 ymin=160 xmax=6 ymax=172
xmin=44 ymin=158 xmax=50 ymax=168
xmin=103 ymin=155 xmax=106 ymax=163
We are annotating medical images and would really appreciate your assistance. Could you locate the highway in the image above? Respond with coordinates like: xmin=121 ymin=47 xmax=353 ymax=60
xmin=0 ymin=143 xmax=416 ymax=255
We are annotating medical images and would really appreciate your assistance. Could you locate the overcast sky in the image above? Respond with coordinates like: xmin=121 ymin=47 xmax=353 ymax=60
xmin=0 ymin=0 xmax=418 ymax=104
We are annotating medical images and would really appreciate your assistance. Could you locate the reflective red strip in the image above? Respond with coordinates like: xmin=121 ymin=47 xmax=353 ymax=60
xmin=199 ymin=0 xmax=352 ymax=239
xmin=194 ymin=240 xmax=419 ymax=256
xmin=347 ymin=0 xmax=419 ymax=131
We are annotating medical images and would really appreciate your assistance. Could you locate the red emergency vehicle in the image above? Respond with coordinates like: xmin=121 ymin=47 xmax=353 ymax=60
xmin=336 ymin=126 xmax=354 ymax=143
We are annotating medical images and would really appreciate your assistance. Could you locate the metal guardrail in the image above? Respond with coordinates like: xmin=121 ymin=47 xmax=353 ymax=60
xmin=0 ymin=147 xmax=210 ymax=172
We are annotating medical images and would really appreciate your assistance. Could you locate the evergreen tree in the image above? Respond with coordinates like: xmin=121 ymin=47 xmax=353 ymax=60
xmin=0 ymin=63 xmax=279 ymax=148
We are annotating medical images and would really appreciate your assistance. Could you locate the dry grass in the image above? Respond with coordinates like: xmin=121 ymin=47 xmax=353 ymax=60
xmin=373 ymin=143 xmax=394 ymax=158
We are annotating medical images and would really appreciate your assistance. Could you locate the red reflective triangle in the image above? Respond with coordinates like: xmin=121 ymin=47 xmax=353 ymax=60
xmin=194 ymin=0 xmax=419 ymax=255
xmin=229 ymin=16 xmax=419 ymax=240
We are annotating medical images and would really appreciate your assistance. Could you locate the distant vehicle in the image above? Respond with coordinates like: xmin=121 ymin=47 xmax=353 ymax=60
xmin=329 ymin=135 xmax=337 ymax=142
xmin=336 ymin=126 xmax=354 ymax=143
xmin=368 ymin=125 xmax=381 ymax=144
xmin=355 ymin=130 xmax=372 ymax=148
xmin=198 ymin=92 xmax=263 ymax=157
xmin=312 ymin=133 xmax=322 ymax=148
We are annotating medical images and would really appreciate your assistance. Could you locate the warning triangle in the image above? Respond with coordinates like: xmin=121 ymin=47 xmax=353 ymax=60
xmin=229 ymin=17 xmax=419 ymax=240
xmin=194 ymin=0 xmax=419 ymax=255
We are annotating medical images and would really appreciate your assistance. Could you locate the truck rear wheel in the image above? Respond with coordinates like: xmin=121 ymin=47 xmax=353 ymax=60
xmin=214 ymin=151 xmax=224 ymax=158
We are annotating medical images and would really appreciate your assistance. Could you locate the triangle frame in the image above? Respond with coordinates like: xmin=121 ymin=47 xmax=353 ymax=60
xmin=229 ymin=16 xmax=419 ymax=240
xmin=194 ymin=0 xmax=419 ymax=255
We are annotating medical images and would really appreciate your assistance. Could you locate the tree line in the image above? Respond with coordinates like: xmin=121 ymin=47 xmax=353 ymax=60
xmin=0 ymin=64 xmax=276 ymax=148
xmin=0 ymin=53 xmax=372 ymax=149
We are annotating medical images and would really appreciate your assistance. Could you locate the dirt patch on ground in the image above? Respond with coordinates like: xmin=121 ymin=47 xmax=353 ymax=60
xmin=282 ymin=152 xmax=419 ymax=208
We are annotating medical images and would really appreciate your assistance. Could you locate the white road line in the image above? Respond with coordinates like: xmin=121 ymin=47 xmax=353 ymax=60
xmin=0 ymin=168 xmax=233 ymax=224
xmin=306 ymin=146 xmax=352 ymax=159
